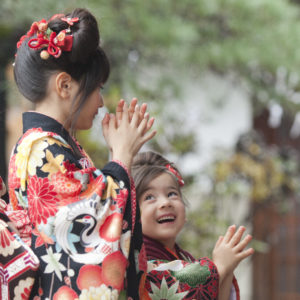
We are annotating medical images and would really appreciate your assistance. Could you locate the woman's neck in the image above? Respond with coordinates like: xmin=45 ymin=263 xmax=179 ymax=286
xmin=35 ymin=100 xmax=70 ymax=131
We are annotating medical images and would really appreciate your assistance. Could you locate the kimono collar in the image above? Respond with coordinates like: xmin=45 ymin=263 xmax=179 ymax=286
xmin=143 ymin=235 xmax=195 ymax=262
xmin=22 ymin=111 xmax=84 ymax=159
xmin=23 ymin=111 xmax=70 ymax=142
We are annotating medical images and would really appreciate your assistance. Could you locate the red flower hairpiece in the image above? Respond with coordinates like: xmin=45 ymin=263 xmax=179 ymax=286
xmin=166 ymin=164 xmax=185 ymax=187
xmin=28 ymin=29 xmax=73 ymax=59
xmin=16 ymin=15 xmax=78 ymax=60
xmin=17 ymin=19 xmax=48 ymax=49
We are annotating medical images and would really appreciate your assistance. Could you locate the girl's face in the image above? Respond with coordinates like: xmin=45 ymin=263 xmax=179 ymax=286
xmin=139 ymin=172 xmax=186 ymax=250
xmin=75 ymin=86 xmax=104 ymax=130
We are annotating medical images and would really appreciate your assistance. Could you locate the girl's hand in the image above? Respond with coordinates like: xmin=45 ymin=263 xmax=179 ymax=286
xmin=102 ymin=102 xmax=156 ymax=169
xmin=212 ymin=225 xmax=254 ymax=280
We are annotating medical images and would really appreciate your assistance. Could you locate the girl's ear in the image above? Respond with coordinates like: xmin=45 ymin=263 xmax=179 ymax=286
xmin=55 ymin=72 xmax=75 ymax=99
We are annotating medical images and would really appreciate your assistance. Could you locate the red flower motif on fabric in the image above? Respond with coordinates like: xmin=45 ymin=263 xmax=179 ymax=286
xmin=32 ymin=228 xmax=54 ymax=248
xmin=101 ymin=251 xmax=128 ymax=291
xmin=76 ymin=265 xmax=103 ymax=290
xmin=27 ymin=175 xmax=58 ymax=225
xmin=51 ymin=171 xmax=82 ymax=197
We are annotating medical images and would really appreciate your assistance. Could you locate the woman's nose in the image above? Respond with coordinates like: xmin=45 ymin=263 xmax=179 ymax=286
xmin=99 ymin=94 xmax=104 ymax=107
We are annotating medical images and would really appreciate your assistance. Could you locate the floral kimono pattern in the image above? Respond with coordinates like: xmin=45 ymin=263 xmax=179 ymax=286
xmin=140 ymin=235 xmax=240 ymax=300
xmin=8 ymin=112 xmax=145 ymax=300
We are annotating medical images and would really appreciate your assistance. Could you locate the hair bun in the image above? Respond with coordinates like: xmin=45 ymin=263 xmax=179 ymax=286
xmin=48 ymin=8 xmax=100 ymax=64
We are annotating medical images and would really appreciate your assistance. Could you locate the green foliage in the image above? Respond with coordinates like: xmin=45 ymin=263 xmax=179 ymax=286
xmin=212 ymin=131 xmax=300 ymax=207
xmin=3 ymin=0 xmax=300 ymax=112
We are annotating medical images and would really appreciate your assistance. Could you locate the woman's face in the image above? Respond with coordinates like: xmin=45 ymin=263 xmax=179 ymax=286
xmin=139 ymin=172 xmax=186 ymax=250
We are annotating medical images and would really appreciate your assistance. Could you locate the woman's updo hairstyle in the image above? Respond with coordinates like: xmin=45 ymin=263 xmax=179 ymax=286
xmin=132 ymin=151 xmax=184 ymax=203
xmin=14 ymin=8 xmax=110 ymax=131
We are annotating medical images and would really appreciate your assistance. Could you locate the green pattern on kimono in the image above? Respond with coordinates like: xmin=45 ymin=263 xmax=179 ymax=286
xmin=171 ymin=263 xmax=211 ymax=287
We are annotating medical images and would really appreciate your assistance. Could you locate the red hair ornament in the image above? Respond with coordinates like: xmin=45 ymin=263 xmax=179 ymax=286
xmin=28 ymin=29 xmax=73 ymax=59
xmin=61 ymin=17 xmax=79 ymax=26
xmin=17 ymin=15 xmax=78 ymax=60
xmin=17 ymin=19 xmax=48 ymax=49
xmin=165 ymin=164 xmax=185 ymax=187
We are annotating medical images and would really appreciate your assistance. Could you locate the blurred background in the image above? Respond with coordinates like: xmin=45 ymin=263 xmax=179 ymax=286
xmin=1 ymin=0 xmax=300 ymax=299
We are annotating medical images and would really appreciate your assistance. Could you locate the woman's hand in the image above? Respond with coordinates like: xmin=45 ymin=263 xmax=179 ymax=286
xmin=116 ymin=98 xmax=154 ymax=134
xmin=102 ymin=102 xmax=156 ymax=169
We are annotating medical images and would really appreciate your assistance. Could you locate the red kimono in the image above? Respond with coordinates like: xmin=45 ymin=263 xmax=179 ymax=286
xmin=141 ymin=235 xmax=240 ymax=300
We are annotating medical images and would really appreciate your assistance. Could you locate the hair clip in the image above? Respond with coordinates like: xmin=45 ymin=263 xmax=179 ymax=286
xmin=16 ymin=15 xmax=77 ymax=60
xmin=28 ymin=29 xmax=73 ymax=59
xmin=17 ymin=19 xmax=48 ymax=49
xmin=61 ymin=17 xmax=79 ymax=26
xmin=166 ymin=164 xmax=185 ymax=187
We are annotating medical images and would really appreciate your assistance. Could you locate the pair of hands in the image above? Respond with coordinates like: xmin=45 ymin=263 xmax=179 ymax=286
xmin=212 ymin=225 xmax=254 ymax=282
xmin=102 ymin=98 xmax=156 ymax=169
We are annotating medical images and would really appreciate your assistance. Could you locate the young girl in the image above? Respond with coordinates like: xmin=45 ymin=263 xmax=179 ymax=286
xmin=8 ymin=8 xmax=155 ymax=299
xmin=132 ymin=151 xmax=254 ymax=300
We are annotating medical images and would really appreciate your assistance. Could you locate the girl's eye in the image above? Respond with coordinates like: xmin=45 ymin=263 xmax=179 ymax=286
xmin=144 ymin=194 xmax=155 ymax=201
xmin=168 ymin=191 xmax=179 ymax=198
